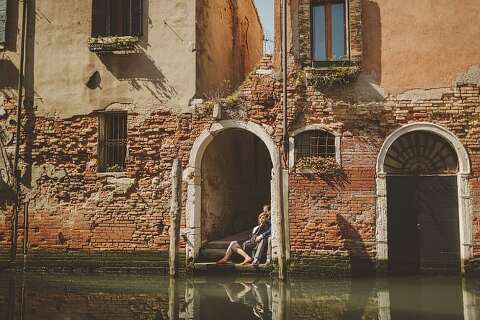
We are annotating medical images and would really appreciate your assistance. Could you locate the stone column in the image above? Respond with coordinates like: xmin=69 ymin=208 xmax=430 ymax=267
xmin=169 ymin=159 xmax=182 ymax=277
xmin=375 ymin=174 xmax=388 ymax=273
xmin=185 ymin=166 xmax=202 ymax=261
xmin=458 ymin=173 xmax=473 ymax=273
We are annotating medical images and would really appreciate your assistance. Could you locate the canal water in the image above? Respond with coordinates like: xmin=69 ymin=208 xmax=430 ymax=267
xmin=0 ymin=273 xmax=479 ymax=319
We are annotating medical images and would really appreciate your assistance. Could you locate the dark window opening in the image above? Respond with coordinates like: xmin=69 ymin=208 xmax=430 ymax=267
xmin=311 ymin=0 xmax=347 ymax=66
xmin=98 ymin=112 xmax=128 ymax=172
xmin=92 ymin=0 xmax=143 ymax=37
xmin=296 ymin=130 xmax=336 ymax=161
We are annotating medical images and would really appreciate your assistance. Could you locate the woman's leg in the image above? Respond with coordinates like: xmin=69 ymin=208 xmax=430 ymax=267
xmin=217 ymin=241 xmax=240 ymax=263
xmin=238 ymin=240 xmax=254 ymax=265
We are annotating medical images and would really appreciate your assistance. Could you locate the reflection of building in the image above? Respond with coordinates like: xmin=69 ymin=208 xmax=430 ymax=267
xmin=1 ymin=0 xmax=480 ymax=276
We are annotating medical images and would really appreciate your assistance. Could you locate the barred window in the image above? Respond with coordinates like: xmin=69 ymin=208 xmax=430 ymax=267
xmin=98 ymin=112 xmax=128 ymax=172
xmin=295 ymin=130 xmax=336 ymax=161
xmin=92 ymin=0 xmax=143 ymax=37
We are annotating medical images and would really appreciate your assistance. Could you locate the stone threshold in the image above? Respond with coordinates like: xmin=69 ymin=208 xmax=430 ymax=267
xmin=192 ymin=262 xmax=273 ymax=274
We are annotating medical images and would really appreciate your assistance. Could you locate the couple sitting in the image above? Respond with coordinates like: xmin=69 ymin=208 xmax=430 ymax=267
xmin=217 ymin=205 xmax=271 ymax=266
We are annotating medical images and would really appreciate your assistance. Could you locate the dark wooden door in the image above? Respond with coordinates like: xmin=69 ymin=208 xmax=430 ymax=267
xmin=387 ymin=176 xmax=460 ymax=273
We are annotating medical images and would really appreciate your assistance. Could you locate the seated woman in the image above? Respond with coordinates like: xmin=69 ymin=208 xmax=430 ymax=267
xmin=217 ymin=205 xmax=271 ymax=265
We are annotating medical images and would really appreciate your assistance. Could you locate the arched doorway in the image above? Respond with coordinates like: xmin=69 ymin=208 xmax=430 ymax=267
xmin=201 ymin=129 xmax=273 ymax=244
xmin=185 ymin=120 xmax=281 ymax=261
xmin=376 ymin=123 xmax=472 ymax=273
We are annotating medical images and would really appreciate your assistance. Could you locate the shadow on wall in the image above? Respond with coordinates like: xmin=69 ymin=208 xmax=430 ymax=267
xmin=99 ymin=53 xmax=177 ymax=101
xmin=336 ymin=214 xmax=375 ymax=276
xmin=0 ymin=59 xmax=18 ymax=89
xmin=361 ymin=0 xmax=382 ymax=84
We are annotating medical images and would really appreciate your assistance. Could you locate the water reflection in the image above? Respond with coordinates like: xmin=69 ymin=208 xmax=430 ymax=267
xmin=1 ymin=273 xmax=479 ymax=319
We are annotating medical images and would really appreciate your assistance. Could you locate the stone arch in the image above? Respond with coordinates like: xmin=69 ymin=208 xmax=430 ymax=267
xmin=375 ymin=122 xmax=472 ymax=272
xmin=185 ymin=120 xmax=281 ymax=260
xmin=288 ymin=124 xmax=342 ymax=169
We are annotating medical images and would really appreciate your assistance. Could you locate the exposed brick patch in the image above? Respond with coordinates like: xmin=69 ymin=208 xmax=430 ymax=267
xmin=1 ymin=56 xmax=480 ymax=274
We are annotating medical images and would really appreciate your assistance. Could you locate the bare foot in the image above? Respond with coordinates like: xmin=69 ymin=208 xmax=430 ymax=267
xmin=239 ymin=257 xmax=253 ymax=265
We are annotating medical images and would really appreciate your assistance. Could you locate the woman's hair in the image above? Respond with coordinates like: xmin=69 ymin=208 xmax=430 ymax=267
xmin=258 ymin=211 xmax=270 ymax=225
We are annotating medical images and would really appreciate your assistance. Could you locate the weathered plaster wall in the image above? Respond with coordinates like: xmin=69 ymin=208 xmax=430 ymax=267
xmin=196 ymin=0 xmax=264 ymax=98
xmin=1 ymin=0 xmax=197 ymax=118
xmin=201 ymin=129 xmax=271 ymax=242
xmin=234 ymin=0 xmax=264 ymax=84
xmin=362 ymin=0 xmax=480 ymax=94
xmin=279 ymin=0 xmax=480 ymax=97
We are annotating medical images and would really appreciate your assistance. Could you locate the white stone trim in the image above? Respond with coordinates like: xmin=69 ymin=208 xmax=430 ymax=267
xmin=375 ymin=122 xmax=472 ymax=273
xmin=185 ymin=120 xmax=283 ymax=260
xmin=288 ymin=124 xmax=341 ymax=169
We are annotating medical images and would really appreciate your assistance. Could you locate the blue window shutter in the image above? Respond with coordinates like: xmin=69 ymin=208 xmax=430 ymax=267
xmin=0 ymin=0 xmax=7 ymax=45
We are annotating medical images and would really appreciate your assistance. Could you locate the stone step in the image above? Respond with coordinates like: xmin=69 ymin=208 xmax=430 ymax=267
xmin=202 ymin=240 xmax=231 ymax=250
xmin=193 ymin=262 xmax=271 ymax=274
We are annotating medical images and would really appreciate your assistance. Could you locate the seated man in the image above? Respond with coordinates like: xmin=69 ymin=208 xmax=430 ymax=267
xmin=252 ymin=234 xmax=271 ymax=266
xmin=217 ymin=205 xmax=271 ymax=265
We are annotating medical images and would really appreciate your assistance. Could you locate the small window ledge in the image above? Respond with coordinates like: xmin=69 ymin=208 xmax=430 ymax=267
xmin=88 ymin=36 xmax=139 ymax=54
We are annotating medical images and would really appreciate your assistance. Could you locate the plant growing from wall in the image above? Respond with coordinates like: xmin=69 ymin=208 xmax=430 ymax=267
xmin=305 ymin=66 xmax=360 ymax=89
xmin=106 ymin=164 xmax=125 ymax=173
xmin=294 ymin=156 xmax=344 ymax=180
xmin=194 ymin=89 xmax=243 ymax=120
xmin=88 ymin=36 xmax=139 ymax=53
xmin=193 ymin=101 xmax=215 ymax=120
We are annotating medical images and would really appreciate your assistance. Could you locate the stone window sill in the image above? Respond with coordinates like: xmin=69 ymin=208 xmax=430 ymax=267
xmin=88 ymin=36 xmax=139 ymax=54
xmin=96 ymin=172 xmax=128 ymax=178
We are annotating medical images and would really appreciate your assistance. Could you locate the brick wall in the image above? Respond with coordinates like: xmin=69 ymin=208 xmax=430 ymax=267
xmin=1 ymin=55 xmax=480 ymax=274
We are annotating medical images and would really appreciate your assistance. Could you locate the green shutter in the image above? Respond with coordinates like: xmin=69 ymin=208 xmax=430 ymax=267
xmin=0 ymin=0 xmax=7 ymax=44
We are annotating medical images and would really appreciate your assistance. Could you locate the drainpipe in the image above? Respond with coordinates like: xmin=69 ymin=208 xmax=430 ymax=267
xmin=276 ymin=0 xmax=288 ymax=280
xmin=11 ymin=0 xmax=28 ymax=262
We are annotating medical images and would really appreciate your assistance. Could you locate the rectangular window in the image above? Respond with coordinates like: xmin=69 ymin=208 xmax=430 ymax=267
xmin=296 ymin=131 xmax=336 ymax=161
xmin=92 ymin=0 xmax=143 ymax=37
xmin=98 ymin=112 xmax=128 ymax=172
xmin=0 ymin=0 xmax=7 ymax=46
xmin=312 ymin=0 xmax=347 ymax=65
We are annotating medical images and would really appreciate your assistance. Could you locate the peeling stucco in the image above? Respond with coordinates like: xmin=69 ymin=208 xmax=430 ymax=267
xmin=106 ymin=176 xmax=136 ymax=196
xmin=396 ymin=88 xmax=448 ymax=102
xmin=455 ymin=65 xmax=480 ymax=87
xmin=31 ymin=164 xmax=67 ymax=188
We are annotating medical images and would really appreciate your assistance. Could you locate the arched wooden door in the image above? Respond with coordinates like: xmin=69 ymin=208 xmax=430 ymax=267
xmin=385 ymin=131 xmax=460 ymax=273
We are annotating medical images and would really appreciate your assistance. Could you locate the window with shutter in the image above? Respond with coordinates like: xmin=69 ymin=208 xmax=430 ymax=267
xmin=91 ymin=0 xmax=143 ymax=37
xmin=0 ymin=0 xmax=7 ymax=46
